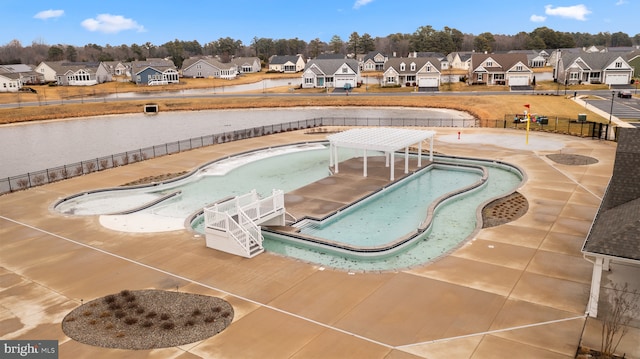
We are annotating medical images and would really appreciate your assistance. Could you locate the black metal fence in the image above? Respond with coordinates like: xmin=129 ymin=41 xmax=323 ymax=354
xmin=483 ymin=115 xmax=615 ymax=140
xmin=1 ymin=117 xmax=477 ymax=195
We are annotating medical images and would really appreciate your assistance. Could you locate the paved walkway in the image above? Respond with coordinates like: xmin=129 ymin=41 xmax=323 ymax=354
xmin=2 ymin=127 xmax=639 ymax=358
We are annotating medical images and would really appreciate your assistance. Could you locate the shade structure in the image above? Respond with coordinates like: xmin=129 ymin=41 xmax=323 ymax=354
xmin=327 ymin=128 xmax=435 ymax=180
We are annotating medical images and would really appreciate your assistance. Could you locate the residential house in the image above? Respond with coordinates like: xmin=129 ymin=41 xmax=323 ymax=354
xmin=382 ymin=57 xmax=441 ymax=89
xmin=301 ymin=58 xmax=360 ymax=89
xmin=555 ymin=52 xmax=633 ymax=85
xmin=0 ymin=64 xmax=44 ymax=85
xmin=626 ymin=50 xmax=640 ymax=78
xmin=130 ymin=58 xmax=179 ymax=85
xmin=469 ymin=53 xmax=533 ymax=86
xmin=360 ymin=51 xmax=387 ymax=72
xmin=103 ymin=61 xmax=130 ymax=76
xmin=268 ymin=55 xmax=305 ymax=73
xmin=231 ymin=57 xmax=261 ymax=73
xmin=508 ymin=49 xmax=550 ymax=68
xmin=34 ymin=61 xmax=112 ymax=86
xmin=0 ymin=72 xmax=21 ymax=92
xmin=182 ymin=57 xmax=238 ymax=79
xmin=582 ymin=128 xmax=640 ymax=318
xmin=446 ymin=52 xmax=473 ymax=70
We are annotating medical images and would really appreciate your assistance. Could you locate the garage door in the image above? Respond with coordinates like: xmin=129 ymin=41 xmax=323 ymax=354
xmin=418 ymin=77 xmax=438 ymax=88
xmin=605 ymin=74 xmax=629 ymax=85
xmin=335 ymin=77 xmax=355 ymax=89
xmin=509 ymin=75 xmax=529 ymax=86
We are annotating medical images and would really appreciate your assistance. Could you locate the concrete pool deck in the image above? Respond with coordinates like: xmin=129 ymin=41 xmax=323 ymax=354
xmin=1 ymin=127 xmax=639 ymax=358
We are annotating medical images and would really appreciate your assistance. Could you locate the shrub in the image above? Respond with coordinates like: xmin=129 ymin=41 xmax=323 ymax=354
xmin=82 ymin=310 xmax=92 ymax=317
xmin=145 ymin=311 xmax=157 ymax=319
xmin=204 ymin=316 xmax=216 ymax=323
xmin=160 ymin=313 xmax=170 ymax=320
xmin=104 ymin=295 xmax=116 ymax=304
xmin=184 ymin=320 xmax=195 ymax=327
xmin=135 ymin=307 xmax=145 ymax=314
xmin=99 ymin=311 xmax=111 ymax=318
xmin=141 ymin=320 xmax=153 ymax=328
xmin=191 ymin=309 xmax=202 ymax=317
xmin=124 ymin=317 xmax=138 ymax=325
xmin=108 ymin=302 xmax=122 ymax=311
xmin=114 ymin=310 xmax=126 ymax=319
xmin=161 ymin=322 xmax=175 ymax=330
xmin=120 ymin=290 xmax=131 ymax=297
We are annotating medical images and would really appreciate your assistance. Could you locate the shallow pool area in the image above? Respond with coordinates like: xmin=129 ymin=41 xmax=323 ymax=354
xmin=53 ymin=142 xmax=523 ymax=270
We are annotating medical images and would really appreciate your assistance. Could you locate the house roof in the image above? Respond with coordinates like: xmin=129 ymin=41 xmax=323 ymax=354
xmin=363 ymin=51 xmax=386 ymax=62
xmin=471 ymin=53 xmax=530 ymax=72
xmin=0 ymin=72 xmax=21 ymax=80
xmin=269 ymin=55 xmax=302 ymax=65
xmin=43 ymin=61 xmax=103 ymax=75
xmin=304 ymin=58 xmax=359 ymax=75
xmin=561 ymin=52 xmax=628 ymax=70
xmin=316 ymin=54 xmax=346 ymax=60
xmin=384 ymin=57 xmax=441 ymax=74
xmin=0 ymin=64 xmax=33 ymax=73
xmin=231 ymin=57 xmax=259 ymax=66
xmin=182 ymin=57 xmax=235 ymax=71
xmin=131 ymin=58 xmax=176 ymax=74
xmin=582 ymin=128 xmax=640 ymax=263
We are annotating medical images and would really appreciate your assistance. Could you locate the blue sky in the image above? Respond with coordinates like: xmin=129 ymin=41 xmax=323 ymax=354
xmin=2 ymin=0 xmax=638 ymax=47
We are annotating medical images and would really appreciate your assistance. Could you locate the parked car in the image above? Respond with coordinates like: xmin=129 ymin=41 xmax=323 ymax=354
xmin=618 ymin=90 xmax=632 ymax=99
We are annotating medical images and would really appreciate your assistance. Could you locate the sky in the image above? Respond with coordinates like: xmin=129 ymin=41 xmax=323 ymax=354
xmin=2 ymin=0 xmax=638 ymax=47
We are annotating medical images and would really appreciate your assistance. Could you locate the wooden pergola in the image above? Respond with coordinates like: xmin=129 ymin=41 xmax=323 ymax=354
xmin=327 ymin=128 xmax=436 ymax=181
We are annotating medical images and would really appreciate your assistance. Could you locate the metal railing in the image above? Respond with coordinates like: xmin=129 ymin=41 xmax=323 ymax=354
xmin=483 ymin=115 xmax=616 ymax=140
xmin=0 ymin=116 xmax=475 ymax=195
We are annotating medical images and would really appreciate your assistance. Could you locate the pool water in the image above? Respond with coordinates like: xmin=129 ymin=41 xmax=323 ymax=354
xmin=264 ymin=159 xmax=522 ymax=271
xmin=54 ymin=143 xmax=523 ymax=271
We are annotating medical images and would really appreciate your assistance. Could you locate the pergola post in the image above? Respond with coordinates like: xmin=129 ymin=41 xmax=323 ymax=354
xmin=404 ymin=147 xmax=409 ymax=174
xmin=418 ymin=141 xmax=423 ymax=167
xmin=363 ymin=149 xmax=368 ymax=177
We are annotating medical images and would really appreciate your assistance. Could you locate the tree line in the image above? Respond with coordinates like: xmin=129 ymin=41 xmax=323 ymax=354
xmin=1 ymin=26 xmax=638 ymax=68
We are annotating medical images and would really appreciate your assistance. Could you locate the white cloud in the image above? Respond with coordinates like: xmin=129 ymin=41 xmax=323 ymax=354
xmin=81 ymin=14 xmax=145 ymax=34
xmin=544 ymin=4 xmax=592 ymax=21
xmin=34 ymin=9 xmax=64 ymax=20
xmin=530 ymin=14 xmax=547 ymax=22
xmin=615 ymin=0 xmax=627 ymax=5
xmin=353 ymin=0 xmax=374 ymax=9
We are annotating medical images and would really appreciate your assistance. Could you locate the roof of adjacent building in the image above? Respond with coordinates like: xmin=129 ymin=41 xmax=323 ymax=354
xmin=269 ymin=55 xmax=303 ymax=65
xmin=304 ymin=58 xmax=359 ymax=75
xmin=383 ymin=57 xmax=441 ymax=73
xmin=561 ymin=52 xmax=629 ymax=70
xmin=182 ymin=57 xmax=235 ymax=70
xmin=131 ymin=58 xmax=176 ymax=73
xmin=471 ymin=53 xmax=530 ymax=72
xmin=582 ymin=128 xmax=640 ymax=262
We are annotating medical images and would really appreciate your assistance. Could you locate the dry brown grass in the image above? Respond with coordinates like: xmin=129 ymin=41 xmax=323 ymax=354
xmin=0 ymin=74 xmax=611 ymax=125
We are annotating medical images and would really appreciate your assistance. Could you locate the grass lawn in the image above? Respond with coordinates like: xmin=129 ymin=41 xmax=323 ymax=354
xmin=0 ymin=74 xmax=615 ymax=125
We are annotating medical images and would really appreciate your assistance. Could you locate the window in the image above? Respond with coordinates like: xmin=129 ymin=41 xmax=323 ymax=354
xmin=426 ymin=65 xmax=431 ymax=72
xmin=516 ymin=65 xmax=523 ymax=71
xmin=406 ymin=75 xmax=416 ymax=82
xmin=570 ymin=72 xmax=579 ymax=80
xmin=494 ymin=74 xmax=504 ymax=80
xmin=486 ymin=61 xmax=493 ymax=67
xmin=342 ymin=66 xmax=348 ymax=74
xmin=478 ymin=74 xmax=483 ymax=81
xmin=326 ymin=77 xmax=334 ymax=83
xmin=387 ymin=76 xmax=395 ymax=83
xmin=400 ymin=63 xmax=405 ymax=71
xmin=410 ymin=63 xmax=416 ymax=71
xmin=305 ymin=77 xmax=313 ymax=84
xmin=615 ymin=61 xmax=622 ymax=68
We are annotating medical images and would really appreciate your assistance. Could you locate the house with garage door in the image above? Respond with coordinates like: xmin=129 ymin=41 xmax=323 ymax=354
xmin=469 ymin=53 xmax=532 ymax=86
xmin=382 ymin=57 xmax=441 ymax=89
xmin=555 ymin=52 xmax=633 ymax=86
xmin=302 ymin=58 xmax=360 ymax=89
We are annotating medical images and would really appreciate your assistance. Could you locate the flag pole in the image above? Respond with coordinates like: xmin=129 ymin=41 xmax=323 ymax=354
xmin=524 ymin=104 xmax=530 ymax=145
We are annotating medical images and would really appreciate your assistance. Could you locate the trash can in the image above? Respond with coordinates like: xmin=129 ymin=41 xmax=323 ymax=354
xmin=539 ymin=116 xmax=548 ymax=125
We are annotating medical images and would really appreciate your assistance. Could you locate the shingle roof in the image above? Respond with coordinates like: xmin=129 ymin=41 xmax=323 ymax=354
xmin=583 ymin=128 xmax=640 ymax=262
xmin=471 ymin=53 xmax=529 ymax=72
xmin=383 ymin=57 xmax=441 ymax=74
xmin=304 ymin=58 xmax=359 ymax=75
xmin=561 ymin=52 xmax=626 ymax=70
xmin=269 ymin=55 xmax=302 ymax=65
xmin=182 ymin=57 xmax=234 ymax=70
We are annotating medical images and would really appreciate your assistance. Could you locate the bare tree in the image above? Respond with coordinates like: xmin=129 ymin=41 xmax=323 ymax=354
xmin=600 ymin=282 xmax=640 ymax=358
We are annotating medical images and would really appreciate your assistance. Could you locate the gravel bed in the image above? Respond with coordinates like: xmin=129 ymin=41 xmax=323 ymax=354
xmin=546 ymin=153 xmax=598 ymax=165
xmin=62 ymin=289 xmax=233 ymax=350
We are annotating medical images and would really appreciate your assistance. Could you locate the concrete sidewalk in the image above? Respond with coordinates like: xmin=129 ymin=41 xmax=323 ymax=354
xmin=1 ymin=127 xmax=638 ymax=358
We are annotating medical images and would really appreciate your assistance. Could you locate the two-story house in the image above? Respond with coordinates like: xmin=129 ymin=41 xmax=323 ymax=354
xmin=35 ymin=61 xmax=112 ymax=86
xmin=360 ymin=51 xmax=388 ymax=72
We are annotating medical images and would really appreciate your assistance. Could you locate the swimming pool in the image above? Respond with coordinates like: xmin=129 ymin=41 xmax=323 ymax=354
xmin=53 ymin=142 xmax=523 ymax=270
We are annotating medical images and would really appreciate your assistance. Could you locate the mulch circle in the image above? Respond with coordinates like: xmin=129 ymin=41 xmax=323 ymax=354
xmin=62 ymin=289 xmax=233 ymax=350
xmin=546 ymin=154 xmax=598 ymax=166
xmin=482 ymin=192 xmax=529 ymax=228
